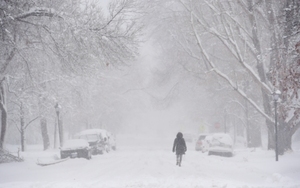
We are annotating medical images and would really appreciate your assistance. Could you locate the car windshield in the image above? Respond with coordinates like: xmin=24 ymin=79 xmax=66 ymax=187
xmin=198 ymin=135 xmax=206 ymax=140
xmin=63 ymin=139 xmax=89 ymax=149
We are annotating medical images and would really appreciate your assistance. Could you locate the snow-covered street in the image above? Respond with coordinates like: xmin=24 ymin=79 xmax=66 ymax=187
xmin=1 ymin=135 xmax=300 ymax=188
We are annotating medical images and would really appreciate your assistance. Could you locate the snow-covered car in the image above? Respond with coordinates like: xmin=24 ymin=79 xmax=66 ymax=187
xmin=208 ymin=133 xmax=233 ymax=157
xmin=195 ymin=134 xmax=210 ymax=152
xmin=60 ymin=139 xmax=92 ymax=160
xmin=75 ymin=129 xmax=117 ymax=154
xmin=75 ymin=129 xmax=107 ymax=155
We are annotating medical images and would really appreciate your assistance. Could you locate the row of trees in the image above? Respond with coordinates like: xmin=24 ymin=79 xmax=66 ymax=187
xmin=142 ymin=0 xmax=300 ymax=153
xmin=0 ymin=0 xmax=143 ymax=150
xmin=1 ymin=0 xmax=299 ymax=155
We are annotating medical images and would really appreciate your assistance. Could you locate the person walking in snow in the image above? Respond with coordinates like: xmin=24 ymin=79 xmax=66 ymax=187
xmin=172 ymin=132 xmax=187 ymax=167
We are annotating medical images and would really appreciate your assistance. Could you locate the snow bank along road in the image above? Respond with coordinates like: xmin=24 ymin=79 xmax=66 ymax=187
xmin=0 ymin=136 xmax=300 ymax=188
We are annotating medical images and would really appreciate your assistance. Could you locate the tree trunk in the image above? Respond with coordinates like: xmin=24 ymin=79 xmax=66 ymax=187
xmin=247 ymin=0 xmax=271 ymax=148
xmin=0 ymin=106 xmax=7 ymax=149
xmin=20 ymin=102 xmax=25 ymax=151
xmin=39 ymin=91 xmax=50 ymax=150
xmin=21 ymin=127 xmax=25 ymax=152
xmin=279 ymin=0 xmax=300 ymax=153
xmin=40 ymin=117 xmax=50 ymax=150
xmin=261 ymin=83 xmax=273 ymax=151
xmin=278 ymin=119 xmax=295 ymax=153
xmin=248 ymin=122 xmax=262 ymax=147
xmin=264 ymin=1 xmax=284 ymax=151
xmin=265 ymin=0 xmax=300 ymax=154
xmin=0 ymin=80 xmax=7 ymax=149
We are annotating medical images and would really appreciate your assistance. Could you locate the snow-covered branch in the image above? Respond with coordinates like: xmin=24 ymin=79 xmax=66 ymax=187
xmin=24 ymin=116 xmax=41 ymax=130
xmin=177 ymin=1 xmax=273 ymax=123
xmin=194 ymin=2 xmax=273 ymax=95
xmin=14 ymin=7 xmax=62 ymax=20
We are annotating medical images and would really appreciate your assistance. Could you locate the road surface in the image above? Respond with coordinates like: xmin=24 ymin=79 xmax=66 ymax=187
xmin=0 ymin=135 xmax=299 ymax=188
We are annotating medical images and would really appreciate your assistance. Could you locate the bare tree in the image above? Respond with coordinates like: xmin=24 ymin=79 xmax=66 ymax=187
xmin=0 ymin=0 xmax=143 ymax=149
xmin=0 ymin=1 xmax=62 ymax=149
xmin=143 ymin=0 xmax=300 ymax=153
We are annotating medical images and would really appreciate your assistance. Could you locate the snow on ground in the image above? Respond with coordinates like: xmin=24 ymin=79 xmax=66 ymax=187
xmin=0 ymin=135 xmax=300 ymax=188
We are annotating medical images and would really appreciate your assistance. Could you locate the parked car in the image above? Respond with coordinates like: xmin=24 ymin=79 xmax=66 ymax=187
xmin=60 ymin=139 xmax=92 ymax=160
xmin=208 ymin=133 xmax=234 ymax=157
xmin=75 ymin=129 xmax=116 ymax=154
xmin=195 ymin=134 xmax=210 ymax=152
xmin=75 ymin=129 xmax=107 ymax=155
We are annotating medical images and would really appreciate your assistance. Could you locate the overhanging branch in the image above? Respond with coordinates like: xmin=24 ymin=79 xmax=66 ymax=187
xmin=15 ymin=8 xmax=62 ymax=20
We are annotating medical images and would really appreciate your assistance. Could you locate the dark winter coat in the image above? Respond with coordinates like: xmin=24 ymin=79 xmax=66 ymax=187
xmin=172 ymin=132 xmax=187 ymax=155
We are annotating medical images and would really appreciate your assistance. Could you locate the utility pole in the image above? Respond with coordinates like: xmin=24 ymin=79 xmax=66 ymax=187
xmin=55 ymin=103 xmax=63 ymax=147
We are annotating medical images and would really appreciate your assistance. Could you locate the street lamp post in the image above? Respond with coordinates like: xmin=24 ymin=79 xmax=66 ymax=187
xmin=272 ymin=90 xmax=281 ymax=162
xmin=55 ymin=103 xmax=63 ymax=147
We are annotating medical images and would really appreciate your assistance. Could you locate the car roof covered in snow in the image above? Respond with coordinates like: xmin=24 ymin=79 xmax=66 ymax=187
xmin=211 ymin=133 xmax=233 ymax=145
xmin=76 ymin=129 xmax=108 ymax=137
